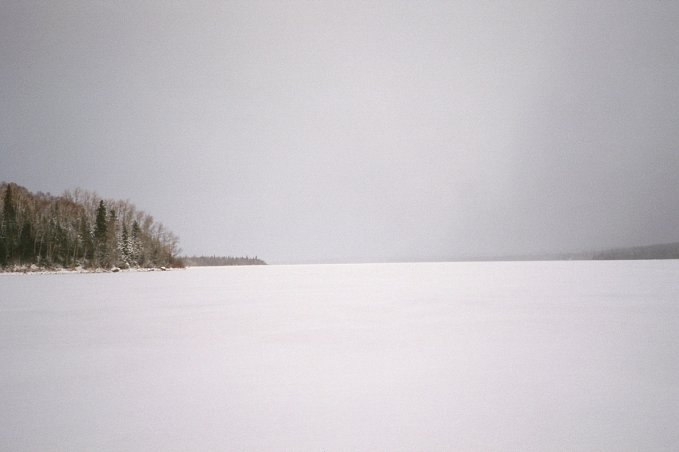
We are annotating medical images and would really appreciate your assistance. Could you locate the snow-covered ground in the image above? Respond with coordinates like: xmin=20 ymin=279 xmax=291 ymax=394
xmin=1 ymin=261 xmax=677 ymax=451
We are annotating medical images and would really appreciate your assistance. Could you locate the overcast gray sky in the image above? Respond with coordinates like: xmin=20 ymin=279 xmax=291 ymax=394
xmin=1 ymin=1 xmax=678 ymax=263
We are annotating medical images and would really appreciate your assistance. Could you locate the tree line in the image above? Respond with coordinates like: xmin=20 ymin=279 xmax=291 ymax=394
xmin=183 ymin=255 xmax=266 ymax=266
xmin=0 ymin=182 xmax=183 ymax=270
xmin=592 ymin=242 xmax=679 ymax=260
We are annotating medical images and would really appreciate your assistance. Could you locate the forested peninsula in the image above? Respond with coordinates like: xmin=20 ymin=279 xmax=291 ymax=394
xmin=0 ymin=182 xmax=182 ymax=271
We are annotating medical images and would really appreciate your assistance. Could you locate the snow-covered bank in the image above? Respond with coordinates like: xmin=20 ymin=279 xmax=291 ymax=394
xmin=0 ymin=265 xmax=178 ymax=275
xmin=1 ymin=261 xmax=677 ymax=451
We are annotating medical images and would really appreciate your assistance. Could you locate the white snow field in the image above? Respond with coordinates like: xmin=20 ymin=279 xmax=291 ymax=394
xmin=1 ymin=261 xmax=678 ymax=451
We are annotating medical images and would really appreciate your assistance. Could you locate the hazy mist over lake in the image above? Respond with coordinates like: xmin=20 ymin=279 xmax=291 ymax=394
xmin=2 ymin=1 xmax=678 ymax=263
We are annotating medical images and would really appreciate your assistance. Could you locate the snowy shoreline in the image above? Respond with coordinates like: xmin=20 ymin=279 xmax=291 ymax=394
xmin=0 ymin=265 xmax=179 ymax=275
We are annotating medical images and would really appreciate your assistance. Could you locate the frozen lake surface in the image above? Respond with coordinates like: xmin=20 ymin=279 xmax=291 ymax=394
xmin=1 ymin=261 xmax=678 ymax=451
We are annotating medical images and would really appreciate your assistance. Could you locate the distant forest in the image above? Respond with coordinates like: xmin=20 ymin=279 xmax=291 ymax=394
xmin=463 ymin=243 xmax=679 ymax=262
xmin=0 ymin=182 xmax=182 ymax=270
xmin=591 ymin=242 xmax=679 ymax=260
xmin=183 ymin=255 xmax=266 ymax=266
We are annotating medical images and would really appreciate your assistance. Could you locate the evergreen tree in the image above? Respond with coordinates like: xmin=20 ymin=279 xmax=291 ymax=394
xmin=2 ymin=184 xmax=18 ymax=263
xmin=19 ymin=221 xmax=34 ymax=264
xmin=106 ymin=208 xmax=119 ymax=267
xmin=54 ymin=220 xmax=68 ymax=266
xmin=131 ymin=220 xmax=142 ymax=266
xmin=120 ymin=223 xmax=130 ymax=267
xmin=79 ymin=216 xmax=94 ymax=264
xmin=94 ymin=200 xmax=107 ymax=240
xmin=0 ymin=205 xmax=5 ymax=266
xmin=94 ymin=200 xmax=108 ymax=266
